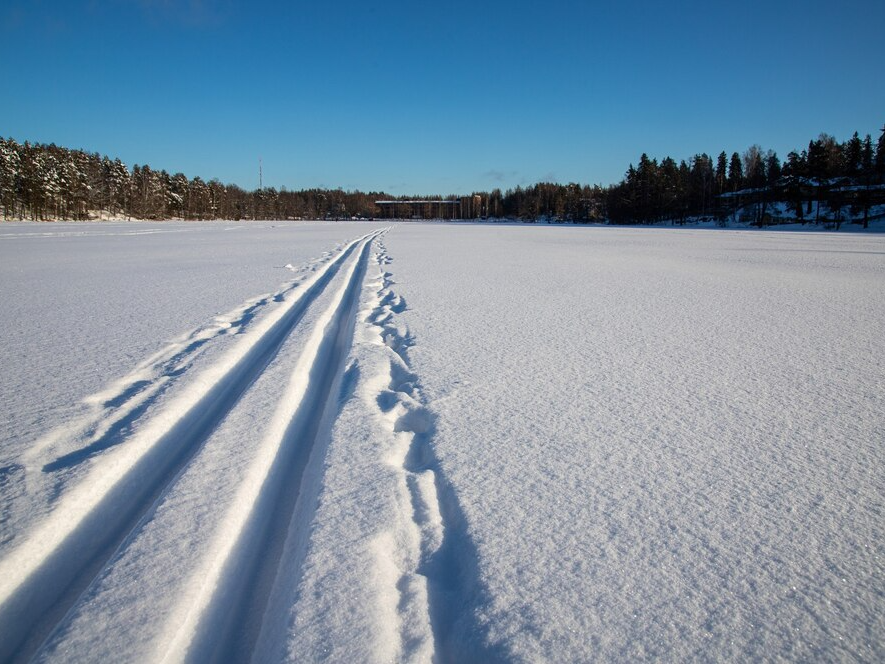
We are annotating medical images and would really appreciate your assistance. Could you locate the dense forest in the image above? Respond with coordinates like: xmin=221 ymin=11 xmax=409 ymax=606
xmin=604 ymin=129 xmax=885 ymax=228
xmin=2 ymin=126 xmax=884 ymax=226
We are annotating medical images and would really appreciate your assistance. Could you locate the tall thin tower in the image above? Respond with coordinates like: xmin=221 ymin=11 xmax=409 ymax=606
xmin=259 ymin=157 xmax=263 ymax=190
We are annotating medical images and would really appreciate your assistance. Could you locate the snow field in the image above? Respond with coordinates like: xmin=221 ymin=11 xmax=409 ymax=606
xmin=2 ymin=225 xmax=497 ymax=662
xmin=278 ymin=237 xmax=496 ymax=662
xmin=383 ymin=224 xmax=885 ymax=662
xmin=0 ymin=226 xmax=388 ymax=661
xmin=1 ymin=221 xmax=883 ymax=662
xmin=0 ymin=221 xmax=359 ymax=465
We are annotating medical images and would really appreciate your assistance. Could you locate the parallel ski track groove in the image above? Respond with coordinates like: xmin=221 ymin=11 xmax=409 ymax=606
xmin=0 ymin=231 xmax=379 ymax=664
xmin=162 ymin=230 xmax=382 ymax=663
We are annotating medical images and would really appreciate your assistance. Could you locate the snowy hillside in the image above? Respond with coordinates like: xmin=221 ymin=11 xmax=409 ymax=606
xmin=1 ymin=221 xmax=883 ymax=662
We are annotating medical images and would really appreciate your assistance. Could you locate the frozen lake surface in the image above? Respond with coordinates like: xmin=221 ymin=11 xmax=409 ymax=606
xmin=1 ymin=221 xmax=883 ymax=662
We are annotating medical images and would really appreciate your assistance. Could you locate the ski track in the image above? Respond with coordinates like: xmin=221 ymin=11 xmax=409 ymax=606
xmin=159 ymin=230 xmax=378 ymax=662
xmin=366 ymin=240 xmax=502 ymax=663
xmin=24 ymin=249 xmax=332 ymax=472
xmin=0 ymin=230 xmax=382 ymax=663
xmin=0 ymin=226 xmax=501 ymax=663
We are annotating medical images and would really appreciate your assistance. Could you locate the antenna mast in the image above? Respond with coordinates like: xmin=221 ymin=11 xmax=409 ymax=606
xmin=259 ymin=157 xmax=263 ymax=190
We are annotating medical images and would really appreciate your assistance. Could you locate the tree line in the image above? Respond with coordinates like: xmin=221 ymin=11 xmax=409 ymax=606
xmin=0 ymin=140 xmax=387 ymax=222
xmin=603 ymin=129 xmax=885 ymax=227
xmin=2 ymin=125 xmax=884 ymax=225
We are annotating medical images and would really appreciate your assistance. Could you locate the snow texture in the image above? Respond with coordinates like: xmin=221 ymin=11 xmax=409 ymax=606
xmin=0 ymin=220 xmax=883 ymax=663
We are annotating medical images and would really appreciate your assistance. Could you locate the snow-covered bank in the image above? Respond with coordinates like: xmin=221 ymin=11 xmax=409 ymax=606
xmin=1 ymin=221 xmax=883 ymax=661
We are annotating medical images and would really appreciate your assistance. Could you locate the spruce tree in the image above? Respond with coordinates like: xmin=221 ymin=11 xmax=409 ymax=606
xmin=876 ymin=125 xmax=885 ymax=181
xmin=861 ymin=135 xmax=874 ymax=175
xmin=715 ymin=151 xmax=727 ymax=195
xmin=765 ymin=151 xmax=781 ymax=185
xmin=728 ymin=152 xmax=743 ymax=191
xmin=844 ymin=131 xmax=863 ymax=176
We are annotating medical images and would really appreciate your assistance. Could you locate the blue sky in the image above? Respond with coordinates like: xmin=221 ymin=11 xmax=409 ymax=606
xmin=2 ymin=0 xmax=883 ymax=195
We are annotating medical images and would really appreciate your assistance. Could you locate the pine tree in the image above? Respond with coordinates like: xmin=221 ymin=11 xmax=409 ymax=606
xmin=636 ymin=153 xmax=658 ymax=221
xmin=861 ymin=134 xmax=874 ymax=175
xmin=0 ymin=138 xmax=22 ymax=219
xmin=690 ymin=153 xmax=714 ymax=217
xmin=715 ymin=151 xmax=727 ymax=195
xmin=844 ymin=131 xmax=863 ymax=176
xmin=742 ymin=145 xmax=766 ymax=188
xmin=855 ymin=135 xmax=876 ymax=229
xmin=818 ymin=133 xmax=843 ymax=178
xmin=876 ymin=125 xmax=885 ymax=181
xmin=728 ymin=152 xmax=743 ymax=191
xmin=765 ymin=151 xmax=781 ymax=186
xmin=659 ymin=157 xmax=679 ymax=222
xmin=807 ymin=139 xmax=826 ymax=179
xmin=783 ymin=151 xmax=805 ymax=178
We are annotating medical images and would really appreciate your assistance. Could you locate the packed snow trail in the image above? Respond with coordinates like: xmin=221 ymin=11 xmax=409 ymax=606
xmin=159 ymin=231 xmax=377 ymax=662
xmin=0 ymin=230 xmax=384 ymax=663
xmin=25 ymin=254 xmax=329 ymax=472
xmin=28 ymin=259 xmax=326 ymax=472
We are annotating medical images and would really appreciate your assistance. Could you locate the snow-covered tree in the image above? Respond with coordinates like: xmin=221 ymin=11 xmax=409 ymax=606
xmin=0 ymin=138 xmax=22 ymax=219
xmin=876 ymin=125 xmax=885 ymax=180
